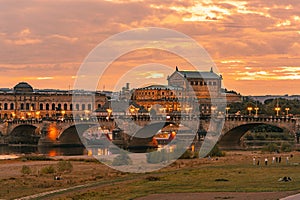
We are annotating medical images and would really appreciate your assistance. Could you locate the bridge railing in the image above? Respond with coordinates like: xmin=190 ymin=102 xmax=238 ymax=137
xmin=225 ymin=115 xmax=295 ymax=123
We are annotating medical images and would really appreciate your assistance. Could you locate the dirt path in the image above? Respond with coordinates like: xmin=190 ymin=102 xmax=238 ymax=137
xmin=135 ymin=191 xmax=299 ymax=200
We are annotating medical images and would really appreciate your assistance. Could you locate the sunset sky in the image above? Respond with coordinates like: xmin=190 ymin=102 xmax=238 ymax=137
xmin=1 ymin=0 xmax=300 ymax=95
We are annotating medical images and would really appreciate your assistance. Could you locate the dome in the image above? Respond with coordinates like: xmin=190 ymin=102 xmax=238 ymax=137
xmin=13 ymin=82 xmax=34 ymax=93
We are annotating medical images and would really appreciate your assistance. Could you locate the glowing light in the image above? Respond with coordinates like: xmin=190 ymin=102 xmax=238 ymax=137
xmin=48 ymin=125 xmax=59 ymax=141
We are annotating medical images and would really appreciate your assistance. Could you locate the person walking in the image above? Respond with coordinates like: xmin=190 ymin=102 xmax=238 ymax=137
xmin=272 ymin=156 xmax=275 ymax=164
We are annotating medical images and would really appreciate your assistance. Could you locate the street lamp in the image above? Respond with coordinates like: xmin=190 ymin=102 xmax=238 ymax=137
xmin=247 ymin=107 xmax=253 ymax=115
xmin=285 ymin=107 xmax=290 ymax=117
xmin=275 ymin=106 xmax=281 ymax=117
xmin=254 ymin=107 xmax=259 ymax=117
xmin=225 ymin=107 xmax=230 ymax=116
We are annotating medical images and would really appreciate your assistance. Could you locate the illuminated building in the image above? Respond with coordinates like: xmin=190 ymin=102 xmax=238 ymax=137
xmin=0 ymin=82 xmax=107 ymax=119
xmin=132 ymin=67 xmax=241 ymax=115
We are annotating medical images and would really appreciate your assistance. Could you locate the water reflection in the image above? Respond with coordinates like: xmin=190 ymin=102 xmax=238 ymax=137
xmin=38 ymin=146 xmax=88 ymax=156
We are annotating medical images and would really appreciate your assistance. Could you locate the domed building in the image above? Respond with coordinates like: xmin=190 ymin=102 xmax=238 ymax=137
xmin=13 ymin=82 xmax=34 ymax=94
xmin=0 ymin=82 xmax=107 ymax=120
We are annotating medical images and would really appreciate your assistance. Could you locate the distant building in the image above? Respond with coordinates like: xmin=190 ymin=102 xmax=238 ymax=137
xmin=0 ymin=82 xmax=107 ymax=119
xmin=132 ymin=67 xmax=240 ymax=115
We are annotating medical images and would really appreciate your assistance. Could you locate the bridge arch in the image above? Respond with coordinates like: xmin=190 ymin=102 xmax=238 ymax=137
xmin=219 ymin=123 xmax=288 ymax=150
xmin=9 ymin=124 xmax=39 ymax=144
xmin=58 ymin=123 xmax=98 ymax=146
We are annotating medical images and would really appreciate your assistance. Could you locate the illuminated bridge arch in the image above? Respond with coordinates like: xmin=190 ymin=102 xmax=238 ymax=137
xmin=218 ymin=123 xmax=286 ymax=150
xmin=58 ymin=123 xmax=98 ymax=146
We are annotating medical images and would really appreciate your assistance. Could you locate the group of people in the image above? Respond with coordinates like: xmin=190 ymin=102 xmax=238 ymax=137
xmin=253 ymin=154 xmax=292 ymax=166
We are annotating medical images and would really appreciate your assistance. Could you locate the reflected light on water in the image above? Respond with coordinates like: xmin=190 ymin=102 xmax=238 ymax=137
xmin=48 ymin=150 xmax=57 ymax=157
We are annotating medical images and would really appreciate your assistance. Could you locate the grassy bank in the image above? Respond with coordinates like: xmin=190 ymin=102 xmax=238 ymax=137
xmin=0 ymin=151 xmax=300 ymax=199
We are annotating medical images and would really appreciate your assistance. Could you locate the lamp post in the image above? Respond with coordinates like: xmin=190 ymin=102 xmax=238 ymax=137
xmin=225 ymin=107 xmax=230 ymax=116
xmin=247 ymin=107 xmax=253 ymax=115
xmin=106 ymin=108 xmax=112 ymax=120
xmin=285 ymin=107 xmax=290 ymax=117
xmin=254 ymin=107 xmax=259 ymax=117
xmin=275 ymin=106 xmax=281 ymax=117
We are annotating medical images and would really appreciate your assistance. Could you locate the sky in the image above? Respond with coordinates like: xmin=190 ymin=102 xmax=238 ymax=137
xmin=0 ymin=0 xmax=300 ymax=95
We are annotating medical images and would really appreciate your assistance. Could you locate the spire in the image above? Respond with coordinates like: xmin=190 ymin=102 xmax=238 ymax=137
xmin=176 ymin=66 xmax=178 ymax=71
xmin=210 ymin=67 xmax=213 ymax=73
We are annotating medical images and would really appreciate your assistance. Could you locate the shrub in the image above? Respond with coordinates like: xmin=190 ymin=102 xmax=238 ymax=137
xmin=208 ymin=145 xmax=225 ymax=157
xmin=281 ymin=142 xmax=292 ymax=152
xmin=263 ymin=143 xmax=279 ymax=152
xmin=112 ymin=152 xmax=132 ymax=166
xmin=179 ymin=149 xmax=195 ymax=159
xmin=56 ymin=160 xmax=73 ymax=173
xmin=21 ymin=165 xmax=31 ymax=175
xmin=40 ymin=165 xmax=56 ymax=174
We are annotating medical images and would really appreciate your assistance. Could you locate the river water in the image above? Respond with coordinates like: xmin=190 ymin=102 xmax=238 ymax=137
xmin=0 ymin=145 xmax=112 ymax=157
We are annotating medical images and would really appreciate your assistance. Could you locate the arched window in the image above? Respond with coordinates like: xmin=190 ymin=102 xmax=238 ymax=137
xmin=20 ymin=103 xmax=24 ymax=110
xmin=64 ymin=103 xmax=68 ymax=110
xmin=4 ymin=103 xmax=8 ymax=110
xmin=70 ymin=104 xmax=73 ymax=111
xmin=52 ymin=103 xmax=56 ymax=110
xmin=26 ymin=103 xmax=30 ymax=110
xmin=46 ymin=103 xmax=49 ymax=110
xmin=31 ymin=103 xmax=35 ymax=110
xmin=57 ymin=103 xmax=62 ymax=110
xmin=40 ymin=103 xmax=44 ymax=110
xmin=10 ymin=103 xmax=14 ymax=110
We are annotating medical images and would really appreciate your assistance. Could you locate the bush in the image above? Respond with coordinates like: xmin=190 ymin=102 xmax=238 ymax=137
xmin=208 ymin=145 xmax=225 ymax=157
xmin=40 ymin=165 xmax=56 ymax=174
xmin=263 ymin=143 xmax=279 ymax=152
xmin=112 ymin=152 xmax=132 ymax=166
xmin=179 ymin=149 xmax=195 ymax=159
xmin=21 ymin=165 xmax=31 ymax=175
xmin=56 ymin=161 xmax=73 ymax=173
xmin=281 ymin=142 xmax=292 ymax=152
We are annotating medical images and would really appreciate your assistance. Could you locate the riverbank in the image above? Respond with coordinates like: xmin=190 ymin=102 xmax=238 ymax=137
xmin=1 ymin=151 xmax=300 ymax=199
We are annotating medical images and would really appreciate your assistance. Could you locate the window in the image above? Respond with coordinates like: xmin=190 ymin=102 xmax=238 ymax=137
xmin=97 ymin=104 xmax=101 ymax=109
xmin=57 ymin=103 xmax=62 ymax=110
xmin=52 ymin=103 xmax=55 ymax=110
xmin=82 ymin=104 xmax=85 ymax=110
xmin=213 ymin=82 xmax=217 ymax=86
xmin=46 ymin=103 xmax=49 ymax=110
xmin=40 ymin=103 xmax=44 ymax=110
xmin=76 ymin=104 xmax=79 ymax=111
xmin=31 ymin=103 xmax=35 ymax=110
xmin=64 ymin=103 xmax=68 ymax=110
xmin=26 ymin=103 xmax=30 ymax=110
xmin=88 ymin=104 xmax=92 ymax=110
xmin=70 ymin=104 xmax=73 ymax=111
xmin=4 ymin=103 xmax=8 ymax=110
xmin=20 ymin=103 xmax=24 ymax=110
xmin=10 ymin=103 xmax=14 ymax=110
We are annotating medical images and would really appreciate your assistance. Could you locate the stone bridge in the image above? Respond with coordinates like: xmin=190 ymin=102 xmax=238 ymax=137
xmin=0 ymin=115 xmax=299 ymax=149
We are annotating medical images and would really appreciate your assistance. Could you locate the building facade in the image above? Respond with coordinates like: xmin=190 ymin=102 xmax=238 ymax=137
xmin=132 ymin=67 xmax=240 ymax=115
xmin=0 ymin=82 xmax=107 ymax=120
